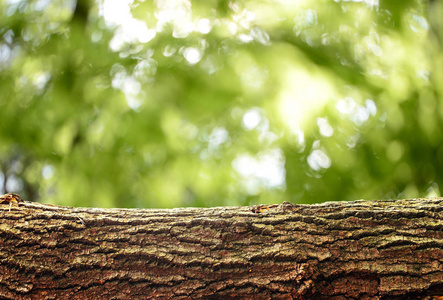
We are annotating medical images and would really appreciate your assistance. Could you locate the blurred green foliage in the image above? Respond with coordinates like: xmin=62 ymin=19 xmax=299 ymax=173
xmin=0 ymin=0 xmax=442 ymax=208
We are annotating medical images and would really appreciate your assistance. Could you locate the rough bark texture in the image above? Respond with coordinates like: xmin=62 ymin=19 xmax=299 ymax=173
xmin=1 ymin=198 xmax=443 ymax=299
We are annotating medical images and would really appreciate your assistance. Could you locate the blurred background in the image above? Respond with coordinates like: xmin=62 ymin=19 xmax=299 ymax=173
xmin=0 ymin=0 xmax=442 ymax=208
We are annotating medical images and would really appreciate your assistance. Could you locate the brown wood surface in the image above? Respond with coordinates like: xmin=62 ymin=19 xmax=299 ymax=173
xmin=1 ymin=198 xmax=443 ymax=299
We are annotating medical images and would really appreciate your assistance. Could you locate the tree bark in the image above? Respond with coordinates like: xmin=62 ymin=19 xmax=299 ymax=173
xmin=1 ymin=198 xmax=443 ymax=299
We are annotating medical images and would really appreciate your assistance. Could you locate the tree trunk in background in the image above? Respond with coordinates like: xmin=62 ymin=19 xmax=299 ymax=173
xmin=1 ymin=198 xmax=443 ymax=299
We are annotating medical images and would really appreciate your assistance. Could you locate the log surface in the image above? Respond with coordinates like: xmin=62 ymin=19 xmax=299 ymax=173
xmin=0 ymin=198 xmax=443 ymax=299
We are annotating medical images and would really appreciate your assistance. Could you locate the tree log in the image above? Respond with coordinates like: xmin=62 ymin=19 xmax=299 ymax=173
xmin=1 ymin=198 xmax=443 ymax=299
